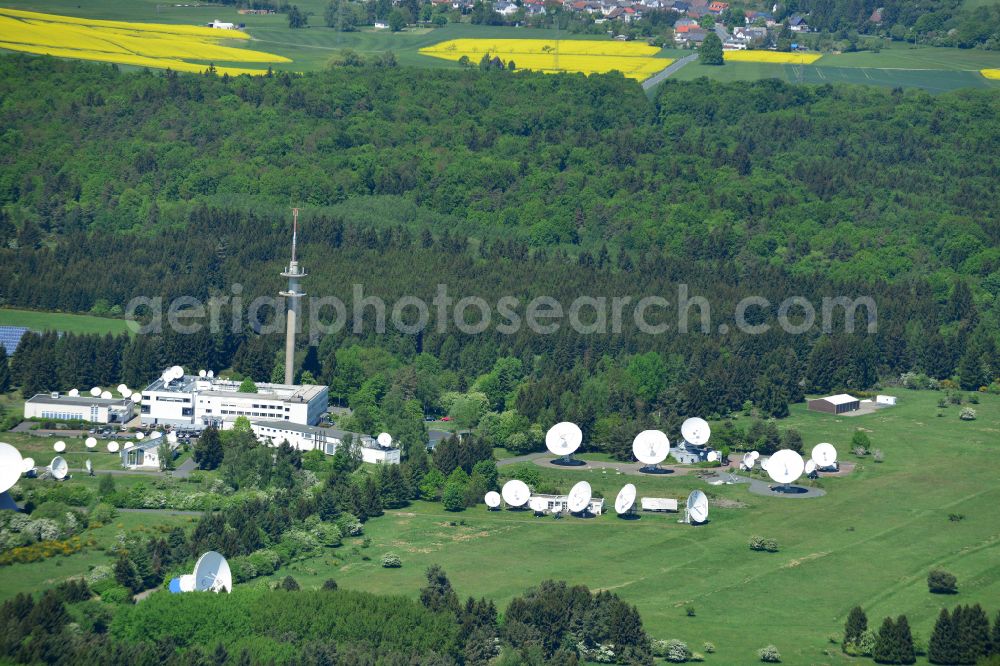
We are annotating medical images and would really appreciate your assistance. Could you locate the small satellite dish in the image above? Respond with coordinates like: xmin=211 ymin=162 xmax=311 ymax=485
xmin=681 ymin=417 xmax=711 ymax=446
xmin=49 ymin=456 xmax=68 ymax=480
xmin=193 ymin=551 xmax=232 ymax=593
xmin=123 ymin=442 xmax=134 ymax=451
xmin=89 ymin=387 xmax=101 ymax=397
xmin=707 ymin=451 xmax=719 ymax=462
xmin=135 ymin=432 xmax=145 ymax=440
xmin=121 ymin=388 xmax=132 ymax=399
xmin=149 ymin=431 xmax=161 ymax=439
xmin=68 ymin=389 xmax=80 ymax=397
xmin=545 ymin=422 xmax=582 ymax=457
xmin=811 ymin=443 xmax=838 ymax=467
xmin=207 ymin=370 xmax=215 ymax=378
xmin=614 ymin=483 xmax=636 ymax=515
xmin=804 ymin=459 xmax=817 ymax=475
xmin=131 ymin=393 xmax=142 ymax=403
xmin=100 ymin=391 xmax=112 ymax=399
xmin=686 ymin=489 xmax=709 ymax=524
xmin=741 ymin=452 xmax=755 ymax=469
xmin=169 ymin=574 xmax=197 ymax=594
xmin=529 ymin=497 xmax=548 ymax=513
xmin=484 ymin=491 xmax=501 ymax=509
xmin=85 ymin=436 xmax=97 ymax=449
xmin=117 ymin=384 xmax=127 ymax=393
xmin=750 ymin=451 xmax=760 ymax=461
xmin=107 ymin=442 xmax=120 ymax=453
xmin=632 ymin=430 xmax=670 ymax=465
xmin=766 ymin=449 xmax=805 ymax=485
xmin=0 ymin=443 xmax=23 ymax=493
xmin=167 ymin=432 xmax=178 ymax=444
xmin=85 ymin=459 xmax=92 ymax=474
xmin=199 ymin=369 xmax=207 ymax=378
xmin=53 ymin=440 xmax=66 ymax=453
xmin=170 ymin=365 xmax=184 ymax=380
xmin=377 ymin=432 xmax=392 ymax=447
xmin=567 ymin=481 xmax=592 ymax=513
xmin=501 ymin=479 xmax=530 ymax=507
xmin=22 ymin=457 xmax=35 ymax=474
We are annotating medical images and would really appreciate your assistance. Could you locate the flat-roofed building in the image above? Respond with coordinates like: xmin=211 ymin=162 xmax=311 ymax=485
xmin=25 ymin=393 xmax=134 ymax=424
xmin=807 ymin=393 xmax=861 ymax=414
xmin=140 ymin=373 xmax=328 ymax=429
xmin=527 ymin=493 xmax=605 ymax=515
xmin=251 ymin=420 xmax=401 ymax=464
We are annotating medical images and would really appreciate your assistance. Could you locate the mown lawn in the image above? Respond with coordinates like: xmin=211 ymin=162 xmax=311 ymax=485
xmin=0 ymin=307 xmax=129 ymax=335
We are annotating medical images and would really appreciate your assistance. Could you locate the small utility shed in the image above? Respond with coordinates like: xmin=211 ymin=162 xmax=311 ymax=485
xmin=808 ymin=393 xmax=861 ymax=414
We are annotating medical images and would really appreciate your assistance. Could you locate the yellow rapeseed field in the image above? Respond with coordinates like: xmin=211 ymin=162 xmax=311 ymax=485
xmin=0 ymin=7 xmax=289 ymax=75
xmin=981 ymin=69 xmax=1000 ymax=80
xmin=723 ymin=50 xmax=822 ymax=64
xmin=420 ymin=38 xmax=669 ymax=80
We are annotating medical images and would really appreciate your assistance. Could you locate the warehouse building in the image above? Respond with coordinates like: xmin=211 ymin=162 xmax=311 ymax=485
xmin=251 ymin=420 xmax=401 ymax=464
xmin=24 ymin=392 xmax=135 ymax=424
xmin=140 ymin=373 xmax=328 ymax=429
xmin=807 ymin=393 xmax=861 ymax=414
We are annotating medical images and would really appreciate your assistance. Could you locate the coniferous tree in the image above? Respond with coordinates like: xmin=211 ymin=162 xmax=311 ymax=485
xmin=895 ymin=615 xmax=916 ymax=665
xmin=957 ymin=604 xmax=991 ymax=663
xmin=0 ymin=345 xmax=9 ymax=393
xmin=420 ymin=565 xmax=460 ymax=614
xmin=844 ymin=605 xmax=868 ymax=647
xmin=929 ymin=608 xmax=957 ymax=664
xmin=873 ymin=616 xmax=897 ymax=663
xmin=194 ymin=426 xmax=224 ymax=470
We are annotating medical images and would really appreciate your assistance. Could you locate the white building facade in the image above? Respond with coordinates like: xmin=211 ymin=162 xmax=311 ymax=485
xmin=140 ymin=374 xmax=328 ymax=429
xmin=25 ymin=393 xmax=134 ymax=424
xmin=528 ymin=493 xmax=606 ymax=515
xmin=251 ymin=420 xmax=401 ymax=464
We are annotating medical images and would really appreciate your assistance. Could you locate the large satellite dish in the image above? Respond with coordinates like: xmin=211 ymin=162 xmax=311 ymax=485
xmin=89 ymin=387 xmax=101 ymax=397
xmin=68 ymin=389 xmax=80 ymax=397
xmin=193 ymin=551 xmax=232 ymax=593
xmin=529 ymin=497 xmax=548 ymax=513
xmin=811 ymin=443 xmax=837 ymax=468
xmin=632 ymin=430 xmax=669 ymax=466
xmin=766 ymin=449 xmax=805 ymax=485
xmin=169 ymin=365 xmax=184 ymax=380
xmin=501 ymin=479 xmax=529 ymax=507
xmin=545 ymin=422 xmax=582 ymax=457
xmin=0 ymin=443 xmax=23 ymax=494
xmin=85 ymin=459 xmax=93 ymax=475
xmin=131 ymin=393 xmax=142 ymax=404
xmin=484 ymin=491 xmax=501 ymax=509
xmin=686 ymin=489 xmax=708 ymax=524
xmin=107 ymin=442 xmax=120 ymax=453
xmin=681 ymin=417 xmax=711 ymax=446
xmin=121 ymin=388 xmax=132 ymax=399
xmin=614 ymin=483 xmax=636 ymax=515
xmin=750 ymin=451 xmax=760 ymax=461
xmin=117 ymin=384 xmax=128 ymax=394
xmin=169 ymin=574 xmax=196 ymax=594
xmin=567 ymin=481 xmax=592 ymax=514
xmin=377 ymin=432 xmax=392 ymax=447
xmin=85 ymin=437 xmax=97 ymax=449
xmin=53 ymin=440 xmax=66 ymax=453
xmin=22 ymin=457 xmax=35 ymax=474
xmin=100 ymin=390 xmax=112 ymax=399
xmin=49 ymin=456 xmax=68 ymax=480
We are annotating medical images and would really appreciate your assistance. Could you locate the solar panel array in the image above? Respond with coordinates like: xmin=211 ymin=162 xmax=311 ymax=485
xmin=0 ymin=326 xmax=30 ymax=356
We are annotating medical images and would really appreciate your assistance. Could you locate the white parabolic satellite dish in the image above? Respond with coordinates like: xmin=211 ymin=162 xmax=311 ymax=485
xmin=741 ymin=452 xmax=755 ymax=469
xmin=804 ymin=459 xmax=817 ymax=474
xmin=545 ymin=422 xmax=583 ymax=457
xmin=0 ymin=443 xmax=24 ymax=493
xmin=812 ymin=443 xmax=838 ymax=467
xmin=750 ymin=451 xmax=760 ymax=461
xmin=567 ymin=481 xmax=592 ymax=513
xmin=117 ymin=384 xmax=127 ymax=393
xmin=107 ymin=442 xmax=120 ymax=453
xmin=501 ymin=479 xmax=530 ymax=507
xmin=85 ymin=437 xmax=97 ymax=449
xmin=686 ymin=489 xmax=709 ymax=523
xmin=49 ymin=456 xmax=68 ymax=480
xmin=766 ymin=449 xmax=805 ymax=484
xmin=529 ymin=497 xmax=548 ymax=513
xmin=681 ymin=417 xmax=711 ymax=446
xmin=707 ymin=451 xmax=719 ymax=462
xmin=377 ymin=432 xmax=392 ymax=447
xmin=121 ymin=388 xmax=132 ymax=398
xmin=100 ymin=391 xmax=112 ymax=400
xmin=85 ymin=459 xmax=92 ymax=473
xmin=135 ymin=432 xmax=145 ymax=440
xmin=53 ymin=441 xmax=66 ymax=453
xmin=170 ymin=365 xmax=184 ymax=380
xmin=484 ymin=491 xmax=501 ymax=508
xmin=167 ymin=432 xmax=178 ymax=444
xmin=22 ymin=457 xmax=35 ymax=474
xmin=68 ymin=389 xmax=80 ymax=397
xmin=614 ymin=483 xmax=637 ymax=515
xmin=193 ymin=551 xmax=232 ymax=593
xmin=632 ymin=430 xmax=670 ymax=465
xmin=89 ymin=387 xmax=101 ymax=397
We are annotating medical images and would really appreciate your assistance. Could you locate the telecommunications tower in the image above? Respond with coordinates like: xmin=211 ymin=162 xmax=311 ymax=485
xmin=280 ymin=208 xmax=306 ymax=385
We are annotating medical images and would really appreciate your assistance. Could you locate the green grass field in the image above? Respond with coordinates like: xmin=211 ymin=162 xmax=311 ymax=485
xmin=2 ymin=431 xmax=136 ymax=472
xmin=0 ymin=308 xmax=128 ymax=336
xmin=260 ymin=390 xmax=1000 ymax=664
xmin=5 ymin=0 xmax=1000 ymax=91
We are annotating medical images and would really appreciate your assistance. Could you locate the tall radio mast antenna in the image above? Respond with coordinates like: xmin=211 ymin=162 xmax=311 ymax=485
xmin=280 ymin=208 xmax=306 ymax=385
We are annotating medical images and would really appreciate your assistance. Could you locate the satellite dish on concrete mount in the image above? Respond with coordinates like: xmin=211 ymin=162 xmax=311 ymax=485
xmin=546 ymin=422 xmax=584 ymax=467
xmin=632 ymin=430 xmax=671 ymax=475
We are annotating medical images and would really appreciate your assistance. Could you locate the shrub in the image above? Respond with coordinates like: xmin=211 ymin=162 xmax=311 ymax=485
xmin=948 ymin=513 xmax=964 ymax=522
xmin=872 ymin=449 xmax=884 ymax=462
xmin=853 ymin=446 xmax=868 ymax=456
xmin=927 ymin=569 xmax=957 ymax=594
xmin=764 ymin=538 xmax=779 ymax=552
xmin=685 ymin=605 xmax=696 ymax=617
xmin=381 ymin=553 xmax=401 ymax=568
xmin=90 ymin=503 xmax=118 ymax=525
xmin=279 ymin=575 xmax=300 ymax=591
xmin=959 ymin=408 xmax=976 ymax=421
xmin=749 ymin=535 xmax=766 ymax=551
xmin=322 ymin=579 xmax=338 ymax=591
xmin=967 ymin=394 xmax=979 ymax=404
xmin=100 ymin=584 xmax=133 ymax=604
xmin=703 ymin=642 xmax=716 ymax=653
xmin=758 ymin=644 xmax=781 ymax=662
xmin=664 ymin=639 xmax=691 ymax=662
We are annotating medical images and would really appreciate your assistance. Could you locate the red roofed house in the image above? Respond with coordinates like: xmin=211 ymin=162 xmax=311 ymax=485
xmin=708 ymin=1 xmax=728 ymax=13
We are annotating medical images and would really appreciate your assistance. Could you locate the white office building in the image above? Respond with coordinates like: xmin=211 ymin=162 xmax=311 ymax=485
xmin=121 ymin=439 xmax=174 ymax=470
xmin=140 ymin=374 xmax=328 ymax=429
xmin=24 ymin=393 xmax=134 ymax=424
xmin=251 ymin=420 xmax=401 ymax=464
xmin=528 ymin=493 xmax=606 ymax=515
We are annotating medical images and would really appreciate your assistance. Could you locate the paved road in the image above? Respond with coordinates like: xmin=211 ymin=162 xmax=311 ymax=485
xmin=173 ymin=457 xmax=198 ymax=479
xmin=705 ymin=472 xmax=827 ymax=499
xmin=119 ymin=508 xmax=205 ymax=516
xmin=642 ymin=53 xmax=698 ymax=91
